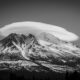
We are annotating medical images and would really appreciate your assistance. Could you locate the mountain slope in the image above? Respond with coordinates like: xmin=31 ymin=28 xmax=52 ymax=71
xmin=0 ymin=33 xmax=80 ymax=73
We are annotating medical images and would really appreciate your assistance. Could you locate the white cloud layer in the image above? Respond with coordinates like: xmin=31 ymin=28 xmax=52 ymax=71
xmin=0 ymin=21 xmax=79 ymax=41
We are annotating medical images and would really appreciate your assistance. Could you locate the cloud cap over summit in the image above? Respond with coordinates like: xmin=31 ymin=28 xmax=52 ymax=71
xmin=0 ymin=21 xmax=79 ymax=42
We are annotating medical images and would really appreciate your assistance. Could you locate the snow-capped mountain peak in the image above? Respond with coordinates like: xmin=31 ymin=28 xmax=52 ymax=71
xmin=0 ymin=33 xmax=80 ymax=73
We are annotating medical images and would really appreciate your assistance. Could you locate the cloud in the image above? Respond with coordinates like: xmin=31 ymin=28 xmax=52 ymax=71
xmin=0 ymin=21 xmax=79 ymax=41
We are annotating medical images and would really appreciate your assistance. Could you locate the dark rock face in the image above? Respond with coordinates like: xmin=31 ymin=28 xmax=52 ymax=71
xmin=0 ymin=33 xmax=37 ymax=46
xmin=0 ymin=33 xmax=39 ymax=61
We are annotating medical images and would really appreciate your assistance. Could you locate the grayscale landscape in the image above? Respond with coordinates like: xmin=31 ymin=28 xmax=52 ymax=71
xmin=0 ymin=0 xmax=80 ymax=80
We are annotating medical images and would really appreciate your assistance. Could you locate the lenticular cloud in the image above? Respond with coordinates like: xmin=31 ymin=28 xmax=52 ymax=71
xmin=0 ymin=21 xmax=79 ymax=41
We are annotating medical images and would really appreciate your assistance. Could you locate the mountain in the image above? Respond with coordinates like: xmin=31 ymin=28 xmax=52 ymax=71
xmin=0 ymin=33 xmax=80 ymax=73
xmin=0 ymin=33 xmax=40 ymax=60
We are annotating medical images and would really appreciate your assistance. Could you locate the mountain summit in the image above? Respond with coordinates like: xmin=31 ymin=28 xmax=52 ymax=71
xmin=0 ymin=33 xmax=80 ymax=73
xmin=0 ymin=33 xmax=41 ymax=60
xmin=0 ymin=33 xmax=37 ymax=46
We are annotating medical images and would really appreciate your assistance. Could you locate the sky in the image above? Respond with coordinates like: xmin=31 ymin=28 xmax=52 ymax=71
xmin=0 ymin=0 xmax=80 ymax=44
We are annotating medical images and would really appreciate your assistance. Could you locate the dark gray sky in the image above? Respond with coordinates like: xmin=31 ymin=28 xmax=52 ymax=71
xmin=0 ymin=0 xmax=80 ymax=44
